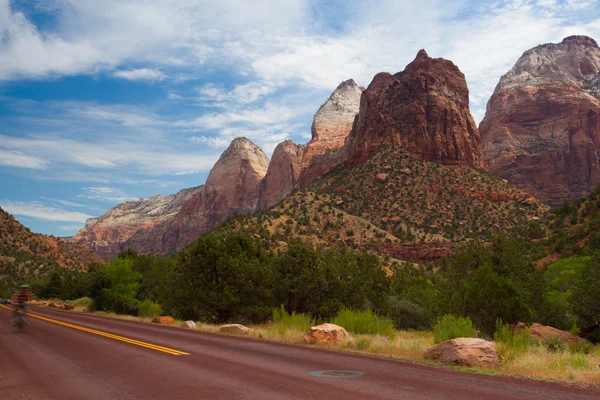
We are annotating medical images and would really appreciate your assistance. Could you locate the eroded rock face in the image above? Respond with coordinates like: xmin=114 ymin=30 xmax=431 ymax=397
xmin=480 ymin=35 xmax=600 ymax=205
xmin=259 ymin=140 xmax=305 ymax=210
xmin=345 ymin=50 xmax=483 ymax=168
xmin=258 ymin=80 xmax=362 ymax=209
xmin=74 ymin=138 xmax=269 ymax=260
xmin=424 ymin=338 xmax=498 ymax=367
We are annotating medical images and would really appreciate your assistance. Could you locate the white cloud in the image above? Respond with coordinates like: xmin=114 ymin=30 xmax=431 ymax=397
xmin=0 ymin=200 xmax=92 ymax=223
xmin=0 ymin=133 xmax=219 ymax=175
xmin=113 ymin=68 xmax=166 ymax=81
xmin=80 ymin=187 xmax=139 ymax=203
xmin=189 ymin=136 xmax=232 ymax=148
xmin=60 ymin=224 xmax=85 ymax=232
xmin=0 ymin=149 xmax=48 ymax=169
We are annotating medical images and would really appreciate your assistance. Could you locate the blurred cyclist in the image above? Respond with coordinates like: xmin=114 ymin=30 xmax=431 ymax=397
xmin=11 ymin=285 xmax=33 ymax=332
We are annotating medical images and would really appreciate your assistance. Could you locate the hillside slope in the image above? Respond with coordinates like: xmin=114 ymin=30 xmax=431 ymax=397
xmin=221 ymin=148 xmax=548 ymax=261
xmin=0 ymin=207 xmax=102 ymax=283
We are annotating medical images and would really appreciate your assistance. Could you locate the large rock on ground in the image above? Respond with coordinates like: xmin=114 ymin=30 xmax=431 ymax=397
xmin=151 ymin=316 xmax=175 ymax=325
xmin=528 ymin=323 xmax=582 ymax=344
xmin=303 ymin=323 xmax=349 ymax=345
xmin=62 ymin=303 xmax=74 ymax=311
xmin=220 ymin=324 xmax=251 ymax=335
xmin=480 ymin=35 xmax=600 ymax=205
xmin=424 ymin=338 xmax=498 ymax=367
xmin=345 ymin=50 xmax=483 ymax=168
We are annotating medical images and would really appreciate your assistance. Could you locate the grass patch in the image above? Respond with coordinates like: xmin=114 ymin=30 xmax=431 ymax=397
xmin=432 ymin=315 xmax=477 ymax=344
xmin=332 ymin=308 xmax=395 ymax=339
xmin=270 ymin=306 xmax=315 ymax=336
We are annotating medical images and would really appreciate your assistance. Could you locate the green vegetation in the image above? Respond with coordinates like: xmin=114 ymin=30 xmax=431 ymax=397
xmin=332 ymin=308 xmax=395 ymax=338
xmin=432 ymin=315 xmax=477 ymax=344
xmin=271 ymin=306 xmax=314 ymax=334
xmin=138 ymin=299 xmax=163 ymax=318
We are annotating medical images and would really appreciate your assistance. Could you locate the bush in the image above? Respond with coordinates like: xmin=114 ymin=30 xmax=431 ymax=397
xmin=72 ymin=297 xmax=93 ymax=309
xmin=332 ymin=308 xmax=395 ymax=339
xmin=568 ymin=341 xmax=594 ymax=355
xmin=138 ymin=299 xmax=163 ymax=318
xmin=543 ymin=336 xmax=567 ymax=352
xmin=271 ymin=306 xmax=315 ymax=334
xmin=433 ymin=315 xmax=477 ymax=344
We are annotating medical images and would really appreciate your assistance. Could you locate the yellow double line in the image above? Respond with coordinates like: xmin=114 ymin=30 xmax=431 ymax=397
xmin=0 ymin=304 xmax=189 ymax=356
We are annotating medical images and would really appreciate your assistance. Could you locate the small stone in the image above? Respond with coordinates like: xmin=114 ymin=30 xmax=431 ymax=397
xmin=375 ymin=173 xmax=389 ymax=183
xmin=181 ymin=320 xmax=197 ymax=329
xmin=220 ymin=324 xmax=251 ymax=335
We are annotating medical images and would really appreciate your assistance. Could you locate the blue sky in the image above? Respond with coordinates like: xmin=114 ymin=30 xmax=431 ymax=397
xmin=0 ymin=0 xmax=599 ymax=236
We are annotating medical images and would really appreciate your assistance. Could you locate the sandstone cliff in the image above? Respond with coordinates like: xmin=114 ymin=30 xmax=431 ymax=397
xmin=259 ymin=79 xmax=363 ymax=209
xmin=345 ymin=50 xmax=483 ymax=168
xmin=480 ymin=35 xmax=600 ymax=204
xmin=73 ymin=138 xmax=269 ymax=260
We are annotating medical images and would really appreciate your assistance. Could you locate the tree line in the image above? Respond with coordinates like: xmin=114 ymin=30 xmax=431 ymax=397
xmin=15 ymin=230 xmax=598 ymax=342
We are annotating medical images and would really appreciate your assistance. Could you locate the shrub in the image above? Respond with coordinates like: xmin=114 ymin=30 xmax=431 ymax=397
xmin=332 ymin=308 xmax=395 ymax=339
xmin=138 ymin=299 xmax=163 ymax=318
xmin=568 ymin=341 xmax=594 ymax=355
xmin=72 ymin=296 xmax=93 ymax=309
xmin=271 ymin=306 xmax=315 ymax=334
xmin=543 ymin=336 xmax=567 ymax=352
xmin=433 ymin=315 xmax=477 ymax=344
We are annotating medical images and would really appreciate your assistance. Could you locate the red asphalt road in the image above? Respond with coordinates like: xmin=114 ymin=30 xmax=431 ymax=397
xmin=0 ymin=306 xmax=599 ymax=400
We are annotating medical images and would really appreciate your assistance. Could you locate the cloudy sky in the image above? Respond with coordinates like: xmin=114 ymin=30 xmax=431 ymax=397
xmin=0 ymin=0 xmax=599 ymax=236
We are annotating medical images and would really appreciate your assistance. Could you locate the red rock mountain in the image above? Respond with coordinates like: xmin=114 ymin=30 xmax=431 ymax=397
xmin=259 ymin=79 xmax=363 ymax=209
xmin=345 ymin=50 xmax=483 ymax=168
xmin=73 ymin=138 xmax=269 ymax=260
xmin=480 ymin=35 xmax=600 ymax=204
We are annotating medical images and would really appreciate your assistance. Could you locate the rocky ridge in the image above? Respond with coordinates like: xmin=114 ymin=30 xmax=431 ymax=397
xmin=480 ymin=35 xmax=600 ymax=204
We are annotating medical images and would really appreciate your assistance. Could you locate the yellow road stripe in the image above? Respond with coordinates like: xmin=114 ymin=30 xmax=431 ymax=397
xmin=0 ymin=304 xmax=189 ymax=356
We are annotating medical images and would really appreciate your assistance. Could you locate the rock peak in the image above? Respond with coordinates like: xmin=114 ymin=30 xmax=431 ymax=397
xmin=416 ymin=49 xmax=429 ymax=59
xmin=561 ymin=35 xmax=598 ymax=48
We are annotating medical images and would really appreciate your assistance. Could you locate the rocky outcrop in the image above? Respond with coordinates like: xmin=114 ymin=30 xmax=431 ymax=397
xmin=74 ymin=138 xmax=269 ymax=260
xmin=259 ymin=80 xmax=363 ymax=209
xmin=303 ymin=323 xmax=349 ymax=345
xmin=345 ymin=50 xmax=483 ymax=168
xmin=424 ymin=338 xmax=498 ymax=367
xmin=480 ymin=35 xmax=600 ymax=205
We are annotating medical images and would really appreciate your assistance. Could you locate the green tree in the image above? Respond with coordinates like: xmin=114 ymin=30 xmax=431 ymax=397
xmin=570 ymin=253 xmax=600 ymax=327
xmin=100 ymin=258 xmax=141 ymax=314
